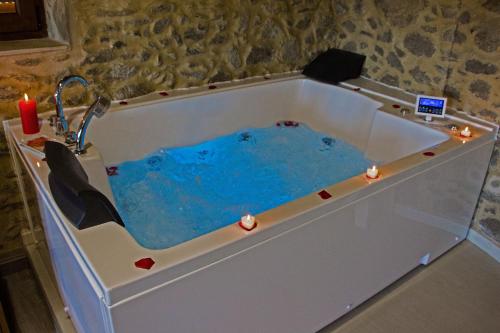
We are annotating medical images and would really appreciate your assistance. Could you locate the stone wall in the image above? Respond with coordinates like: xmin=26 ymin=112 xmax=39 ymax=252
xmin=0 ymin=0 xmax=498 ymax=257
xmin=0 ymin=0 xmax=338 ymax=116
xmin=0 ymin=0 xmax=339 ymax=257
xmin=335 ymin=0 xmax=500 ymax=245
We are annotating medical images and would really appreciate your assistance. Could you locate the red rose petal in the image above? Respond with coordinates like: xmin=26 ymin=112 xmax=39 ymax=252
xmin=134 ymin=257 xmax=155 ymax=270
xmin=27 ymin=136 xmax=49 ymax=148
xmin=106 ymin=166 xmax=119 ymax=176
xmin=284 ymin=120 xmax=299 ymax=127
xmin=392 ymin=104 xmax=401 ymax=109
xmin=119 ymin=101 xmax=128 ymax=105
xmin=318 ymin=190 xmax=332 ymax=200
xmin=423 ymin=151 xmax=435 ymax=156
xmin=159 ymin=91 xmax=169 ymax=96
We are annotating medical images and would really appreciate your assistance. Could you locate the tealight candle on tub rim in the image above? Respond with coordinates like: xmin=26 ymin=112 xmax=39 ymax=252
xmin=366 ymin=165 xmax=379 ymax=179
xmin=460 ymin=126 xmax=471 ymax=138
xmin=239 ymin=214 xmax=257 ymax=231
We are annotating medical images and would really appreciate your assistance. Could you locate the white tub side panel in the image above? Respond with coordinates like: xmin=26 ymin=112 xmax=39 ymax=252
xmin=108 ymin=141 xmax=492 ymax=333
xmin=38 ymin=194 xmax=109 ymax=333
xmin=365 ymin=112 xmax=450 ymax=162
xmin=291 ymin=80 xmax=383 ymax=152
xmin=86 ymin=78 xmax=387 ymax=164
xmin=86 ymin=80 xmax=303 ymax=164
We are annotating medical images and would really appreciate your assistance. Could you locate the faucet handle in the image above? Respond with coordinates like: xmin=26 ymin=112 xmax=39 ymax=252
xmin=56 ymin=121 xmax=66 ymax=136
xmin=49 ymin=114 xmax=58 ymax=127
xmin=49 ymin=114 xmax=66 ymax=136
xmin=65 ymin=130 xmax=77 ymax=145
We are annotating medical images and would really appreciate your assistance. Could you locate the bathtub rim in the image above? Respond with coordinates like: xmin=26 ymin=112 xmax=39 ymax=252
xmin=4 ymin=74 xmax=498 ymax=306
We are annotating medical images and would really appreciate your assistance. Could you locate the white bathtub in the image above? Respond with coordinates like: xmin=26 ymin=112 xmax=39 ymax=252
xmin=5 ymin=75 xmax=497 ymax=333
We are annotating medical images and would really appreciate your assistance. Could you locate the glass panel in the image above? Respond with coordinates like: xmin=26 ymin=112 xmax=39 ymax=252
xmin=0 ymin=1 xmax=17 ymax=14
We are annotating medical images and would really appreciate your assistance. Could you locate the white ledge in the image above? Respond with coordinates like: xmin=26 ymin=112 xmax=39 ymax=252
xmin=0 ymin=38 xmax=68 ymax=57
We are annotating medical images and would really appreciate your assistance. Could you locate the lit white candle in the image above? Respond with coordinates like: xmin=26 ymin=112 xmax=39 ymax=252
xmin=240 ymin=214 xmax=256 ymax=230
xmin=460 ymin=126 xmax=471 ymax=137
xmin=366 ymin=165 xmax=379 ymax=179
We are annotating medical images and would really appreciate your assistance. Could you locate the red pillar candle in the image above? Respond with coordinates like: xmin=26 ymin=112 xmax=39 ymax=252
xmin=18 ymin=93 xmax=40 ymax=134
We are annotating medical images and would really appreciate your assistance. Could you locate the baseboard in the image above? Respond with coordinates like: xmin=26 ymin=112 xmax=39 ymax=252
xmin=467 ymin=229 xmax=500 ymax=263
xmin=0 ymin=249 xmax=28 ymax=276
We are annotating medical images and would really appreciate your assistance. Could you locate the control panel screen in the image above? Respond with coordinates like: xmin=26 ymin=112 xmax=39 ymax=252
xmin=415 ymin=95 xmax=447 ymax=118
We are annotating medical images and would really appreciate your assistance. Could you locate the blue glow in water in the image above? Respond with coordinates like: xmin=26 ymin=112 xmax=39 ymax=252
xmin=108 ymin=122 xmax=373 ymax=249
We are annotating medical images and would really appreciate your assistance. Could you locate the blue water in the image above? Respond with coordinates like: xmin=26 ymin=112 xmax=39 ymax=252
xmin=108 ymin=122 xmax=373 ymax=249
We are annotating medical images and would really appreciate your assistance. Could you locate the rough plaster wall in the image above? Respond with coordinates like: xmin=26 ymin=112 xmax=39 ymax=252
xmin=0 ymin=0 xmax=498 ymax=256
xmin=335 ymin=0 xmax=500 ymax=245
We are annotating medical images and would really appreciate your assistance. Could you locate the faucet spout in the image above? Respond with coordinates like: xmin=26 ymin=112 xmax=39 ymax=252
xmin=53 ymin=75 xmax=89 ymax=139
xmin=75 ymin=96 xmax=111 ymax=155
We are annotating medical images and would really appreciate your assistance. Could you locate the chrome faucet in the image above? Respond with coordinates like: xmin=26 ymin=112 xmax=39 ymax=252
xmin=74 ymin=96 xmax=111 ymax=155
xmin=53 ymin=75 xmax=89 ymax=143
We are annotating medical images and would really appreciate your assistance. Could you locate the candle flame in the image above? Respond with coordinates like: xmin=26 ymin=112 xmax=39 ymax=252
xmin=371 ymin=165 xmax=377 ymax=171
xmin=24 ymin=93 xmax=29 ymax=102
xmin=464 ymin=126 xmax=469 ymax=131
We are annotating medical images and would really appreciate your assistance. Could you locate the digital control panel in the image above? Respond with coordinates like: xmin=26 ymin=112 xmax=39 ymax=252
xmin=415 ymin=95 xmax=447 ymax=119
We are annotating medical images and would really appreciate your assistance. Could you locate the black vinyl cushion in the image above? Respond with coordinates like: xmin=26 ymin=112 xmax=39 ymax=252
xmin=44 ymin=141 xmax=124 ymax=229
xmin=302 ymin=48 xmax=366 ymax=84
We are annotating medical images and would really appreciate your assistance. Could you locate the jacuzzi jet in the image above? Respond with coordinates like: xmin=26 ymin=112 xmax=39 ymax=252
xmin=239 ymin=214 xmax=257 ymax=231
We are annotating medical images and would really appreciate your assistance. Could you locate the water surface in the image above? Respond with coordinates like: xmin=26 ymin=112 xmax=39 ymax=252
xmin=108 ymin=122 xmax=373 ymax=249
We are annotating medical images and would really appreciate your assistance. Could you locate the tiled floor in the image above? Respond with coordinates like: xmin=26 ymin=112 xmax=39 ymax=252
xmin=321 ymin=241 xmax=500 ymax=333
xmin=2 ymin=269 xmax=54 ymax=332
xmin=2 ymin=240 xmax=500 ymax=333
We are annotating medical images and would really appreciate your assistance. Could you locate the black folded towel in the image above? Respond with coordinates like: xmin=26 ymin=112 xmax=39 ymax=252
xmin=302 ymin=48 xmax=366 ymax=84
